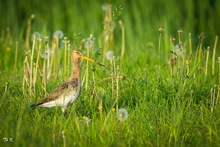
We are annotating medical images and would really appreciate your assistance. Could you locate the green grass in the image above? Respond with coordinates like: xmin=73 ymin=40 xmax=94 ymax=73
xmin=1 ymin=0 xmax=220 ymax=146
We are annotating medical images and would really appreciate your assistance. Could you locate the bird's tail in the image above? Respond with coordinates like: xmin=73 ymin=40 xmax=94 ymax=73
xmin=30 ymin=104 xmax=37 ymax=109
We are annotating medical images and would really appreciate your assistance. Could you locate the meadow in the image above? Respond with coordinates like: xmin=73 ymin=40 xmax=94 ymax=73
xmin=1 ymin=0 xmax=220 ymax=146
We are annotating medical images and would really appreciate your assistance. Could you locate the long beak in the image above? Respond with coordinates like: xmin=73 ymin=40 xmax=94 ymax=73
xmin=81 ymin=55 xmax=105 ymax=67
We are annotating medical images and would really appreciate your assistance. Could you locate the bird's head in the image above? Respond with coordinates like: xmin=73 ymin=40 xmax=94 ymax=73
xmin=71 ymin=50 xmax=105 ymax=67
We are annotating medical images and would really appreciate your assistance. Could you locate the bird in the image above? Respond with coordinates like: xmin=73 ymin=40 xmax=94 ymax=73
xmin=31 ymin=50 xmax=104 ymax=113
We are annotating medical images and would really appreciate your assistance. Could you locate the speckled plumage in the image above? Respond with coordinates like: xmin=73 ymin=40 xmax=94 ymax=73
xmin=31 ymin=50 xmax=103 ymax=113
xmin=31 ymin=78 xmax=80 ymax=112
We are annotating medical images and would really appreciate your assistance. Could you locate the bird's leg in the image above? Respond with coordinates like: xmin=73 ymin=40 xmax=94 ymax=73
xmin=61 ymin=106 xmax=69 ymax=118
xmin=61 ymin=106 xmax=66 ymax=114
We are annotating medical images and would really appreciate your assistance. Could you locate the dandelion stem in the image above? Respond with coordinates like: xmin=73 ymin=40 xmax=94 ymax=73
xmin=40 ymin=72 xmax=46 ymax=94
xmin=205 ymin=47 xmax=210 ymax=78
xmin=67 ymin=44 xmax=71 ymax=76
xmin=22 ymin=61 xmax=26 ymax=95
xmin=33 ymin=63 xmax=36 ymax=94
xmin=107 ymin=4 xmax=114 ymax=50
xmin=46 ymin=41 xmax=51 ymax=79
xmin=34 ymin=39 xmax=42 ymax=85
xmin=50 ymin=42 xmax=55 ymax=77
xmin=116 ymin=65 xmax=119 ymax=111
xmin=119 ymin=20 xmax=125 ymax=67
xmin=25 ymin=15 xmax=35 ymax=50
xmin=62 ymin=131 xmax=66 ymax=147
xmin=64 ymin=37 xmax=68 ymax=81
xmin=43 ymin=57 xmax=46 ymax=95
xmin=30 ymin=35 xmax=36 ymax=96
xmin=23 ymin=53 xmax=29 ymax=95
xmin=103 ymin=31 xmax=108 ymax=64
xmin=189 ymin=33 xmax=192 ymax=55
xmin=86 ymin=42 xmax=89 ymax=91
xmin=113 ymin=56 xmax=116 ymax=77
xmin=212 ymin=35 xmax=218 ymax=75
xmin=111 ymin=57 xmax=114 ymax=100
xmin=53 ymin=37 xmax=59 ymax=78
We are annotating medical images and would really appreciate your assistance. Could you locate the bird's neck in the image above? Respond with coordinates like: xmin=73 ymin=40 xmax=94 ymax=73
xmin=70 ymin=61 xmax=80 ymax=79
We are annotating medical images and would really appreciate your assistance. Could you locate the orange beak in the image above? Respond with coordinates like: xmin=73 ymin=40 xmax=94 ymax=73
xmin=81 ymin=55 xmax=105 ymax=67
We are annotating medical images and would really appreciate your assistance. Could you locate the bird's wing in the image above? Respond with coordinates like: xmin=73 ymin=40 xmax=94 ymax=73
xmin=31 ymin=78 xmax=79 ymax=108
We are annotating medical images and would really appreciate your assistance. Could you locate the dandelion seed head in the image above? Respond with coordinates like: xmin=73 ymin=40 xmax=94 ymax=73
xmin=32 ymin=32 xmax=42 ymax=41
xmin=53 ymin=30 xmax=64 ymax=39
xmin=84 ymin=37 xmax=95 ymax=48
xmin=62 ymin=37 xmax=70 ymax=44
xmin=173 ymin=44 xmax=183 ymax=56
xmin=62 ymin=39 xmax=70 ymax=44
xmin=40 ymin=49 xmax=53 ymax=59
xmin=106 ymin=50 xmax=114 ymax=61
xmin=117 ymin=108 xmax=128 ymax=122
xmin=86 ymin=37 xmax=95 ymax=42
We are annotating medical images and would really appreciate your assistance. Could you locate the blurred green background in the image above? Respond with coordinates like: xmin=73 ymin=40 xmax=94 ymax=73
xmin=1 ymin=0 xmax=219 ymax=40
xmin=0 ymin=0 xmax=220 ymax=70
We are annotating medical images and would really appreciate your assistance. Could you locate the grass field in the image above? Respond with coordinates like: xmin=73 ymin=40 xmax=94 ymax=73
xmin=1 ymin=0 xmax=220 ymax=146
